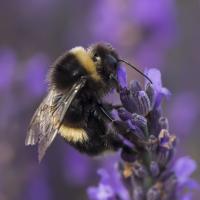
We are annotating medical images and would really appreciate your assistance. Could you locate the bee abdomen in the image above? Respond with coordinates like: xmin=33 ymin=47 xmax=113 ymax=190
xmin=59 ymin=125 xmax=89 ymax=143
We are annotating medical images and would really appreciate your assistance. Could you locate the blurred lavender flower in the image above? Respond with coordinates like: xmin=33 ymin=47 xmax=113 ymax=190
xmin=88 ymin=68 xmax=198 ymax=200
xmin=131 ymin=0 xmax=177 ymax=66
xmin=87 ymin=167 xmax=130 ymax=200
xmin=90 ymin=0 xmax=177 ymax=67
xmin=174 ymin=157 xmax=199 ymax=200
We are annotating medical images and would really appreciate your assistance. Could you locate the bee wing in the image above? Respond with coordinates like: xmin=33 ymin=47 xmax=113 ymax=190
xmin=25 ymin=77 xmax=87 ymax=162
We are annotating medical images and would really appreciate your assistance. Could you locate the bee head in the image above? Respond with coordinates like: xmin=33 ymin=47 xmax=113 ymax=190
xmin=87 ymin=43 xmax=120 ymax=88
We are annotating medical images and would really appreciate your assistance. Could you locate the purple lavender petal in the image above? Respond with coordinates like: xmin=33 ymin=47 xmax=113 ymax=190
xmin=87 ymin=184 xmax=114 ymax=200
xmin=111 ymin=109 xmax=120 ymax=120
xmin=145 ymin=68 xmax=171 ymax=107
xmin=88 ymin=167 xmax=130 ymax=200
xmin=117 ymin=66 xmax=127 ymax=88
xmin=146 ymin=68 xmax=161 ymax=88
xmin=173 ymin=157 xmax=197 ymax=185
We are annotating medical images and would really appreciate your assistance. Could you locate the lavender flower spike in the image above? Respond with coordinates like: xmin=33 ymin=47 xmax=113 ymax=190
xmin=87 ymin=68 xmax=198 ymax=200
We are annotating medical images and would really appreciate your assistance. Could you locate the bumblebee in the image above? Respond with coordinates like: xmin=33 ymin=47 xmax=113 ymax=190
xmin=25 ymin=43 xmax=151 ymax=162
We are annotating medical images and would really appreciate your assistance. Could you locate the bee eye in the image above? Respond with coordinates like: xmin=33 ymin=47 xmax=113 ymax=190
xmin=93 ymin=53 xmax=101 ymax=63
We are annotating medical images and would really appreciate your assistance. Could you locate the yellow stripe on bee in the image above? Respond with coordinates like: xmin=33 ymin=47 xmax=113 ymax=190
xmin=70 ymin=47 xmax=101 ymax=81
xmin=59 ymin=124 xmax=88 ymax=143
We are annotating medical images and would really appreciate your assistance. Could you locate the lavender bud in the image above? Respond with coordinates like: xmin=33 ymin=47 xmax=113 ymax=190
xmin=130 ymin=80 xmax=142 ymax=93
xmin=158 ymin=129 xmax=176 ymax=150
xmin=146 ymin=135 xmax=158 ymax=152
xmin=133 ymin=161 xmax=147 ymax=179
xmin=120 ymin=88 xmax=138 ymax=113
xmin=147 ymin=183 xmax=162 ymax=200
xmin=113 ymin=120 xmax=144 ymax=145
xmin=137 ymin=91 xmax=151 ymax=116
xmin=150 ymin=161 xmax=160 ymax=177
xmin=118 ymin=108 xmax=132 ymax=121
xmin=132 ymin=186 xmax=145 ymax=200
xmin=159 ymin=117 xmax=169 ymax=130
xmin=156 ymin=147 xmax=170 ymax=166
xmin=157 ymin=147 xmax=174 ymax=167
xmin=162 ymin=175 xmax=177 ymax=200
xmin=131 ymin=113 xmax=147 ymax=131
xmin=127 ymin=121 xmax=145 ymax=140
xmin=147 ymin=108 xmax=162 ymax=136
xmin=145 ymin=83 xmax=155 ymax=109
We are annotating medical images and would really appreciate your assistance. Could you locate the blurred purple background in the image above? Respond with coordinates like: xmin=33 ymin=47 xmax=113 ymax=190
xmin=0 ymin=0 xmax=199 ymax=199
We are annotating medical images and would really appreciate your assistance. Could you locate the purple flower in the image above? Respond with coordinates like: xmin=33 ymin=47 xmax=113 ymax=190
xmin=117 ymin=66 xmax=127 ymax=88
xmin=145 ymin=68 xmax=171 ymax=108
xmin=118 ymin=68 xmax=152 ymax=115
xmin=87 ymin=166 xmax=130 ymax=200
xmin=174 ymin=157 xmax=199 ymax=200
xmin=88 ymin=183 xmax=114 ymax=200
xmin=90 ymin=0 xmax=177 ymax=67
xmin=174 ymin=156 xmax=197 ymax=185
xmin=88 ymin=67 xmax=198 ymax=200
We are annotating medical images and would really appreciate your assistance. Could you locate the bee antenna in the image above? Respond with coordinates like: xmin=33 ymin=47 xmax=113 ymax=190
xmin=118 ymin=59 xmax=152 ymax=84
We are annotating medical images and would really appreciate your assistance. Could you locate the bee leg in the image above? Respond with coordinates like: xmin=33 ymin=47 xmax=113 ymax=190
xmin=98 ymin=101 xmax=122 ymax=110
xmin=99 ymin=105 xmax=114 ymax=122
xmin=112 ymin=104 xmax=123 ymax=109
xmin=97 ymin=102 xmax=122 ymax=122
